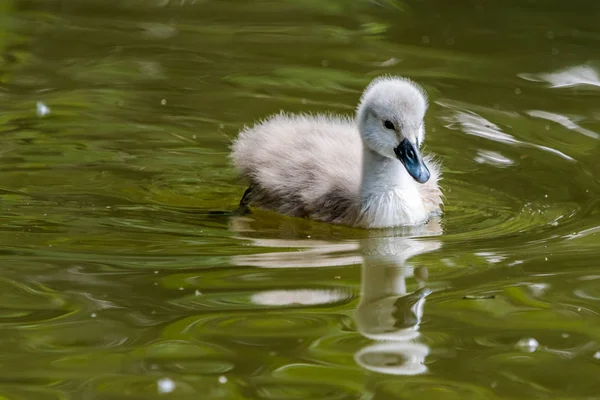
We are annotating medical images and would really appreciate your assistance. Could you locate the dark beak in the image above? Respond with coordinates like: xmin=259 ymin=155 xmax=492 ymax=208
xmin=394 ymin=138 xmax=430 ymax=184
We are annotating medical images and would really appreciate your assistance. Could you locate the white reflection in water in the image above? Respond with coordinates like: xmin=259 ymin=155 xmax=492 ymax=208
xmin=446 ymin=111 xmax=517 ymax=144
xmin=251 ymin=289 xmax=351 ymax=306
xmin=443 ymin=109 xmax=575 ymax=162
xmin=520 ymin=65 xmax=600 ymax=88
xmin=229 ymin=216 xmax=442 ymax=375
xmin=474 ymin=150 xmax=514 ymax=167
xmin=475 ymin=251 xmax=506 ymax=264
xmin=354 ymin=233 xmax=441 ymax=375
xmin=354 ymin=341 xmax=429 ymax=376
xmin=527 ymin=110 xmax=599 ymax=139
xmin=231 ymin=239 xmax=360 ymax=268
xmin=229 ymin=216 xmax=359 ymax=307
xmin=528 ymin=283 xmax=550 ymax=297
xmin=563 ymin=225 xmax=600 ymax=240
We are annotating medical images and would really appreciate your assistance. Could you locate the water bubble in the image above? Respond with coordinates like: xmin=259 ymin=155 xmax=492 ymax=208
xmin=161 ymin=99 xmax=167 ymax=105
xmin=218 ymin=376 xmax=228 ymax=384
xmin=36 ymin=102 xmax=50 ymax=117
xmin=514 ymin=88 xmax=522 ymax=95
xmin=195 ymin=289 xmax=202 ymax=296
xmin=91 ymin=313 xmax=97 ymax=318
xmin=593 ymin=351 xmax=600 ymax=359
xmin=516 ymin=338 xmax=539 ymax=353
xmin=157 ymin=378 xmax=175 ymax=393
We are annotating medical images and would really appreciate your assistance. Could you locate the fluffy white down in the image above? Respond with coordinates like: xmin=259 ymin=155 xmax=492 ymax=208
xmin=230 ymin=76 xmax=442 ymax=228
xmin=233 ymin=112 xmax=361 ymax=190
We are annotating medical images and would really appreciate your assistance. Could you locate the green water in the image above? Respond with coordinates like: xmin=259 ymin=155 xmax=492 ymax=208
xmin=1 ymin=0 xmax=600 ymax=398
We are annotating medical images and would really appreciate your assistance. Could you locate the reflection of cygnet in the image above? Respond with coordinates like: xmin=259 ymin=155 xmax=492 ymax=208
xmin=228 ymin=212 xmax=442 ymax=375
xmin=354 ymin=236 xmax=441 ymax=375
xmin=228 ymin=215 xmax=362 ymax=269
xmin=251 ymin=288 xmax=352 ymax=307
xmin=228 ymin=225 xmax=358 ymax=306
xmin=354 ymin=341 xmax=430 ymax=376
xmin=230 ymin=237 xmax=360 ymax=269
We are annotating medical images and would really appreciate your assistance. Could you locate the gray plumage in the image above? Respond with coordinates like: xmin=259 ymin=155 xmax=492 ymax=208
xmin=230 ymin=76 xmax=442 ymax=228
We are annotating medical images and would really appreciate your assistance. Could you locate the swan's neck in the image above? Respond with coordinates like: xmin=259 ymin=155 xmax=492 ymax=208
xmin=356 ymin=148 xmax=427 ymax=228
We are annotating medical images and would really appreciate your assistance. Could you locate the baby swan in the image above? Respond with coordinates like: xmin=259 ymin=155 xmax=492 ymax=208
xmin=230 ymin=76 xmax=442 ymax=228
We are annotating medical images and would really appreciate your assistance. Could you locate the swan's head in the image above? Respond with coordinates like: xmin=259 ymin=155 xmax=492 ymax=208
xmin=357 ymin=76 xmax=430 ymax=183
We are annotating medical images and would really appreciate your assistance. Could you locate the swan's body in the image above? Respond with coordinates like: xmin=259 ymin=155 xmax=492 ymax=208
xmin=230 ymin=76 xmax=442 ymax=228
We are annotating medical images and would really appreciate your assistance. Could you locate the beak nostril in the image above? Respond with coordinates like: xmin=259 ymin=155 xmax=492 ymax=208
xmin=405 ymin=143 xmax=416 ymax=160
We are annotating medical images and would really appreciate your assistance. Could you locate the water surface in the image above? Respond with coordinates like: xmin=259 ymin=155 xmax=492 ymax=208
xmin=1 ymin=0 xmax=600 ymax=399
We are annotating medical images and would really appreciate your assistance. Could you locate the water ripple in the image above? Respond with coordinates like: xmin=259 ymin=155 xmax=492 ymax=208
xmin=250 ymin=381 xmax=361 ymax=400
xmin=526 ymin=110 xmax=599 ymax=139
xmin=0 ymin=278 xmax=72 ymax=326
xmin=169 ymin=288 xmax=354 ymax=311
xmin=520 ymin=65 xmax=600 ymax=89
xmin=441 ymin=107 xmax=575 ymax=162
xmin=171 ymin=313 xmax=342 ymax=338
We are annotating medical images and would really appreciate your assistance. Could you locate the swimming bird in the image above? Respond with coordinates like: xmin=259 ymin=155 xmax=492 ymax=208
xmin=230 ymin=76 xmax=442 ymax=228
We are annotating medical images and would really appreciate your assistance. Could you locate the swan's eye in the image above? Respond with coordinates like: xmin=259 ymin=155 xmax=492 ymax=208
xmin=383 ymin=120 xmax=395 ymax=130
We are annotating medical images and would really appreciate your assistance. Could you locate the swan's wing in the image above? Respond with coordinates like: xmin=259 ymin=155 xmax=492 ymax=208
xmin=231 ymin=113 xmax=362 ymax=223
